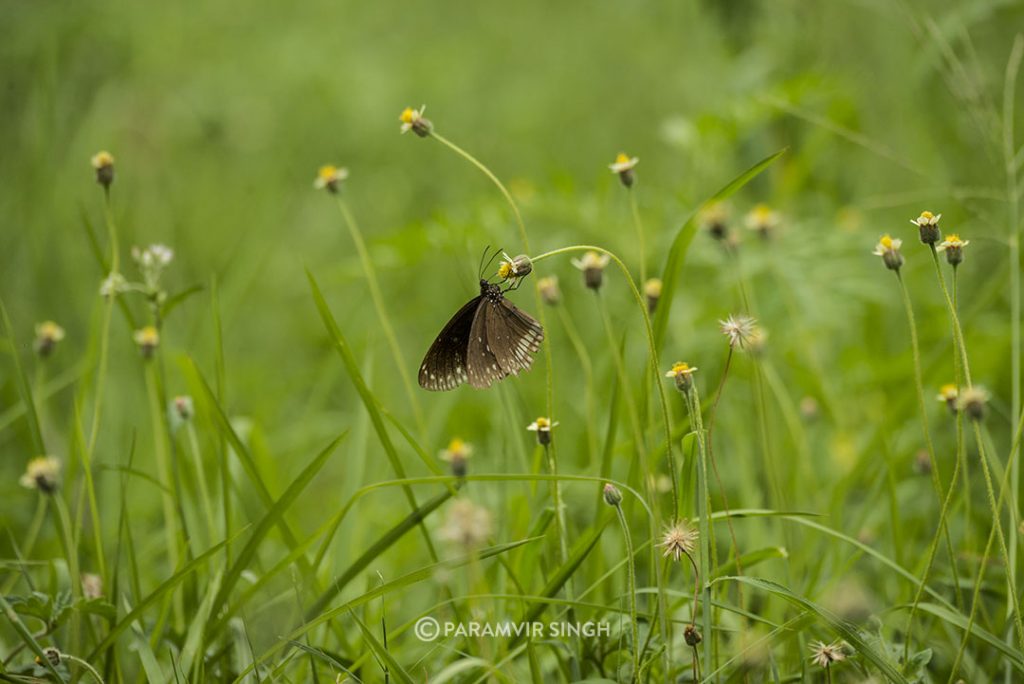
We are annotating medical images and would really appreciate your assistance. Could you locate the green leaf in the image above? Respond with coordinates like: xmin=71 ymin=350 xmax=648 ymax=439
xmin=896 ymin=602 xmax=1024 ymax=672
xmin=351 ymin=612 xmax=415 ymax=684
xmin=306 ymin=487 xmax=455 ymax=620
xmin=652 ymin=149 xmax=786 ymax=350
xmin=711 ymin=546 xmax=789 ymax=580
xmin=162 ymin=284 xmax=204 ymax=319
xmin=0 ymin=593 xmax=65 ymax=681
xmin=713 ymin=575 xmax=908 ymax=683
xmin=211 ymin=434 xmax=344 ymax=623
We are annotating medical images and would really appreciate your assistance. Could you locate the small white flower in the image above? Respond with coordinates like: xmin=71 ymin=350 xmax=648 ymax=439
xmin=909 ymin=211 xmax=941 ymax=227
xmin=99 ymin=272 xmax=127 ymax=298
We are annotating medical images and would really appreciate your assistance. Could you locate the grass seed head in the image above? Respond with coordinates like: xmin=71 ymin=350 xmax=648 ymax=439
xmin=808 ymin=640 xmax=846 ymax=668
xmin=719 ymin=314 xmax=757 ymax=349
xmin=659 ymin=519 xmax=698 ymax=562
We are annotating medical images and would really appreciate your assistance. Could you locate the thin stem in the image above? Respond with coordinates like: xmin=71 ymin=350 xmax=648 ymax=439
xmin=613 ymin=504 xmax=640 ymax=683
xmin=64 ymin=654 xmax=106 ymax=683
xmin=334 ymin=197 xmax=425 ymax=438
xmin=896 ymin=271 xmax=960 ymax=657
xmin=185 ymin=422 xmax=217 ymax=545
xmin=53 ymin=494 xmax=82 ymax=655
xmin=628 ymin=190 xmax=647 ymax=284
xmin=686 ymin=385 xmax=715 ymax=681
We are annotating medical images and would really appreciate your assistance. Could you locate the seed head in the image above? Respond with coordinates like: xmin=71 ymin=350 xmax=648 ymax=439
xmin=82 ymin=573 xmax=104 ymax=600
xmin=719 ymin=314 xmax=758 ymax=349
xmin=609 ymin=152 xmax=638 ymax=188
xmin=399 ymin=105 xmax=432 ymax=137
xmin=659 ymin=520 xmax=699 ymax=562
xmin=572 ymin=251 xmax=611 ymax=291
xmin=439 ymin=499 xmax=492 ymax=549
xmin=873 ymin=234 xmax=904 ymax=272
xmin=808 ymin=640 xmax=846 ymax=669
xmin=313 ymin=164 xmax=349 ymax=194
xmin=91 ymin=150 xmax=115 ymax=188
xmin=20 ymin=456 xmax=61 ymax=494
xmin=910 ymin=210 xmax=942 ymax=245
xmin=684 ymin=624 xmax=702 ymax=646
xmin=937 ymin=234 xmax=969 ymax=267
xmin=34 ymin=321 xmax=66 ymax=358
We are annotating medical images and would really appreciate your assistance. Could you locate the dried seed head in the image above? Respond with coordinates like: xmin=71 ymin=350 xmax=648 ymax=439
xmin=719 ymin=314 xmax=758 ymax=349
xmin=910 ymin=210 xmax=942 ymax=245
xmin=537 ymin=276 xmax=561 ymax=306
xmin=872 ymin=234 xmax=904 ymax=272
xmin=684 ymin=624 xmax=702 ymax=646
xmin=20 ymin=456 xmax=61 ymax=495
xmin=808 ymin=640 xmax=846 ymax=669
xmin=659 ymin=520 xmax=699 ymax=562
xmin=34 ymin=321 xmax=66 ymax=358
xmin=91 ymin=151 xmax=115 ymax=188
xmin=602 ymin=483 xmax=623 ymax=507
xmin=439 ymin=499 xmax=492 ymax=549
xmin=82 ymin=573 xmax=104 ymax=599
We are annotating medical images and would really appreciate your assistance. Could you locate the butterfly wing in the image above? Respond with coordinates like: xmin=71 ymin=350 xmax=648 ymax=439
xmin=418 ymin=296 xmax=481 ymax=391
xmin=466 ymin=300 xmax=510 ymax=389
xmin=487 ymin=297 xmax=545 ymax=375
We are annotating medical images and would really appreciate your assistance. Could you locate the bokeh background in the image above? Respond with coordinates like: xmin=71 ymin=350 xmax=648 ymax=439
xmin=2 ymin=0 xmax=1023 ymax=679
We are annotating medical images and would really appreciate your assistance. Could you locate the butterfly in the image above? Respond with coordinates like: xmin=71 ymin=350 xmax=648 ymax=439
xmin=418 ymin=250 xmax=544 ymax=391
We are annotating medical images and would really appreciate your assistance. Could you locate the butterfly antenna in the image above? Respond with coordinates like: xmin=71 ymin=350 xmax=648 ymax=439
xmin=481 ymin=246 xmax=503 ymax=282
xmin=477 ymin=245 xmax=492 ymax=280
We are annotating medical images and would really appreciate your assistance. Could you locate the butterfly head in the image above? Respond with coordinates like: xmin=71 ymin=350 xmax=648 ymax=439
xmin=479 ymin=279 xmax=504 ymax=301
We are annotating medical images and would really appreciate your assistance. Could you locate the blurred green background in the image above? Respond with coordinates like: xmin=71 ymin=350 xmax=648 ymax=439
xmin=2 ymin=0 xmax=1023 ymax=677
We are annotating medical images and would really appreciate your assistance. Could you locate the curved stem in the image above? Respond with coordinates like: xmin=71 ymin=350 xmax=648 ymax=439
xmin=613 ymin=504 xmax=640 ymax=682
xmin=628 ymin=190 xmax=647 ymax=285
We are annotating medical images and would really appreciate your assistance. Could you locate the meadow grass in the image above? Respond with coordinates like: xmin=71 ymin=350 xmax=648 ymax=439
xmin=2 ymin=1 xmax=1024 ymax=682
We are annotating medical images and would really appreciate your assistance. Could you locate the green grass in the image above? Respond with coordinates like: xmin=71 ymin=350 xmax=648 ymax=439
xmin=2 ymin=0 xmax=1024 ymax=681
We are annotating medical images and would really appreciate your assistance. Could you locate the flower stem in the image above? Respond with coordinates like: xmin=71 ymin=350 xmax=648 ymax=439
xmin=612 ymin=503 xmax=640 ymax=682
xmin=334 ymin=197 xmax=425 ymax=437
xmin=686 ymin=384 xmax=715 ymax=681
xmin=896 ymin=271 xmax=961 ymax=658
xmin=628 ymin=190 xmax=647 ymax=284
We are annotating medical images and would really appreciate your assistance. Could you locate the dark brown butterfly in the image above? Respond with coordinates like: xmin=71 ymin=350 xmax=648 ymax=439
xmin=418 ymin=269 xmax=544 ymax=391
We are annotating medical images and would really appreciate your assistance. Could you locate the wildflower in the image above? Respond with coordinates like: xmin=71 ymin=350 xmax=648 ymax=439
xmin=440 ymin=437 xmax=472 ymax=478
xmin=99 ymin=272 xmax=127 ymax=298
xmin=745 ymin=203 xmax=780 ymax=238
xmin=659 ymin=520 xmax=699 ymax=562
xmin=683 ymin=624 xmax=702 ymax=646
xmin=572 ymin=250 xmax=611 ymax=291
xmin=526 ymin=416 xmax=558 ymax=446
xmin=132 ymin=244 xmax=174 ymax=291
xmin=720 ymin=314 xmax=757 ymax=349
xmin=133 ymin=326 xmax=160 ymax=358
xmin=91 ymin=151 xmax=115 ymax=188
xmin=699 ymin=202 xmax=730 ymax=241
xmin=959 ymin=386 xmax=989 ymax=421
xmin=914 ymin=449 xmax=932 ymax=476
xmin=910 ymin=210 xmax=941 ymax=245
xmin=809 ymin=640 xmax=846 ymax=669
xmin=644 ymin=278 xmax=662 ymax=314
xmin=537 ymin=276 xmax=560 ymax=305
xmin=35 ymin=647 xmax=62 ymax=668
xmin=602 ymin=483 xmax=623 ymax=507
xmin=20 ymin=456 xmax=61 ymax=494
xmin=872 ymin=234 xmax=904 ymax=272
xmin=609 ymin=152 xmax=638 ymax=188
xmin=937 ymin=234 xmax=969 ymax=267
xmin=439 ymin=499 xmax=492 ymax=549
xmin=937 ymin=383 xmax=959 ymax=414
xmin=313 ymin=165 xmax=349 ymax=194
xmin=34 ymin=321 xmax=66 ymax=357
xmin=82 ymin=573 xmax=103 ymax=600
xmin=399 ymin=105 xmax=432 ymax=137
xmin=497 ymin=253 xmax=533 ymax=282
xmin=665 ymin=361 xmax=698 ymax=394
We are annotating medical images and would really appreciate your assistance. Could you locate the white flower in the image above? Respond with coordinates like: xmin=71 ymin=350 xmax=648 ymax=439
xmin=99 ymin=272 xmax=127 ymax=297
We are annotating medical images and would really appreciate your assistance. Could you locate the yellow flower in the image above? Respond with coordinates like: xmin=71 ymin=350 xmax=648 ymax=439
xmin=20 ymin=456 xmax=61 ymax=494
xmin=745 ymin=203 xmax=780 ymax=236
xmin=34 ymin=321 xmax=66 ymax=357
xmin=699 ymin=202 xmax=730 ymax=240
xmin=609 ymin=152 xmax=639 ymax=173
xmin=497 ymin=253 xmax=532 ymax=281
xmin=872 ymin=234 xmax=904 ymax=271
xmin=91 ymin=150 xmax=115 ymax=187
xmin=911 ymin=210 xmax=942 ymax=245
xmin=133 ymin=326 xmax=160 ymax=358
xmin=910 ymin=210 xmax=940 ymax=227
xmin=526 ymin=416 xmax=559 ymax=446
xmin=936 ymin=384 xmax=958 ymax=403
xmin=665 ymin=361 xmax=698 ymax=393
xmin=440 ymin=437 xmax=472 ymax=477
xmin=399 ymin=105 xmax=432 ymax=137
xmin=644 ymin=277 xmax=662 ymax=314
xmin=313 ymin=165 xmax=349 ymax=193
xmin=571 ymin=251 xmax=611 ymax=290
xmin=937 ymin=234 xmax=969 ymax=266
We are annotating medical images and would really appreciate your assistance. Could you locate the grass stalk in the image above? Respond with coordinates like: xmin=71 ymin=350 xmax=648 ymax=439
xmin=611 ymin=501 xmax=640 ymax=682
